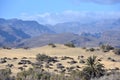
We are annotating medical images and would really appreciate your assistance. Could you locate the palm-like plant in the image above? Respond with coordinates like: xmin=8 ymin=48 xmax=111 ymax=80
xmin=81 ymin=56 xmax=105 ymax=80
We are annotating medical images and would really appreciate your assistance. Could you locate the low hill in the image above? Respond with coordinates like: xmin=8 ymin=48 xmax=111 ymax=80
xmin=17 ymin=33 xmax=80 ymax=47
xmin=18 ymin=31 xmax=120 ymax=48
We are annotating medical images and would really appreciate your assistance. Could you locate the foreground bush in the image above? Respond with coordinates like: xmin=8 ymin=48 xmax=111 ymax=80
xmin=91 ymin=71 xmax=120 ymax=80
xmin=16 ymin=67 xmax=86 ymax=80
xmin=0 ymin=68 xmax=14 ymax=80
xmin=16 ymin=68 xmax=51 ymax=80
xmin=0 ymin=55 xmax=116 ymax=80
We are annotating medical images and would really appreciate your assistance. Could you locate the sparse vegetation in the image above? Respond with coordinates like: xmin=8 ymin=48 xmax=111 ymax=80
xmin=82 ymin=47 xmax=86 ymax=49
xmin=0 ymin=58 xmax=7 ymax=63
xmin=0 ymin=45 xmax=120 ymax=80
xmin=2 ymin=46 xmax=12 ymax=50
xmin=0 ymin=68 xmax=13 ymax=80
xmin=80 ymin=56 xmax=105 ymax=80
xmin=113 ymin=48 xmax=120 ymax=55
xmin=91 ymin=71 xmax=120 ymax=80
xmin=14 ymin=56 xmax=106 ymax=80
xmin=48 ymin=43 xmax=56 ymax=48
xmin=100 ymin=44 xmax=114 ymax=52
xmin=79 ymin=59 xmax=85 ymax=64
xmin=36 ymin=54 xmax=51 ymax=62
xmin=23 ymin=47 xmax=29 ymax=49
xmin=64 ymin=43 xmax=75 ymax=48
xmin=36 ymin=54 xmax=58 ymax=64
xmin=89 ymin=48 xmax=95 ymax=52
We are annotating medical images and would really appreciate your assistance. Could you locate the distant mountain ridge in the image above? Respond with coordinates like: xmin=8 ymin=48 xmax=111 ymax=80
xmin=0 ymin=25 xmax=30 ymax=47
xmin=0 ymin=18 xmax=55 ymax=37
xmin=0 ymin=18 xmax=55 ymax=47
xmin=49 ymin=19 xmax=120 ymax=34
xmin=0 ymin=18 xmax=120 ymax=48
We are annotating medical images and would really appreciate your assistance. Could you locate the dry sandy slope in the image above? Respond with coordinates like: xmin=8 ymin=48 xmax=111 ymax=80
xmin=0 ymin=44 xmax=120 ymax=75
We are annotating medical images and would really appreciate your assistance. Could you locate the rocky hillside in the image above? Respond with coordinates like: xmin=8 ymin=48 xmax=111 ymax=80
xmin=0 ymin=18 xmax=55 ymax=37
xmin=0 ymin=25 xmax=30 ymax=47
xmin=49 ymin=19 xmax=120 ymax=34
xmin=18 ymin=31 xmax=120 ymax=48
xmin=0 ymin=18 xmax=120 ymax=48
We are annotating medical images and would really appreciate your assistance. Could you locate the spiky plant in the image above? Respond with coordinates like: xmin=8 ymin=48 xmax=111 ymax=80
xmin=81 ymin=56 xmax=105 ymax=80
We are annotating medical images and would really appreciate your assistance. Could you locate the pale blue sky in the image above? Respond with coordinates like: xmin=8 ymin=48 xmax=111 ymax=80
xmin=0 ymin=0 xmax=120 ymax=24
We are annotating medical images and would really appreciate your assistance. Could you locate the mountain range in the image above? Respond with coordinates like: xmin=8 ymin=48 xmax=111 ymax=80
xmin=49 ymin=19 xmax=120 ymax=34
xmin=0 ymin=24 xmax=30 ymax=47
xmin=0 ymin=18 xmax=55 ymax=37
xmin=0 ymin=18 xmax=120 ymax=48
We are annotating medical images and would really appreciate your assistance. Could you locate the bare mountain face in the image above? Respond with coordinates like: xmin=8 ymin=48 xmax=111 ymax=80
xmin=17 ymin=33 xmax=79 ymax=47
xmin=17 ymin=32 xmax=98 ymax=48
xmin=0 ymin=25 xmax=30 ymax=47
xmin=0 ymin=18 xmax=55 ymax=37
xmin=49 ymin=19 xmax=120 ymax=34
xmin=0 ymin=18 xmax=120 ymax=48
xmin=0 ymin=18 xmax=54 ymax=47
xmin=18 ymin=31 xmax=120 ymax=48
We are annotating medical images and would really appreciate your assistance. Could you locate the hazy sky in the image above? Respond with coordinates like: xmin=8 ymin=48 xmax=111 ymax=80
xmin=0 ymin=0 xmax=120 ymax=24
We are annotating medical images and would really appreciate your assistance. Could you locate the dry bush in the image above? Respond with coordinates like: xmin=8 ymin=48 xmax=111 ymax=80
xmin=64 ymin=43 xmax=75 ymax=48
xmin=100 ymin=44 xmax=114 ymax=52
xmin=114 ymin=48 xmax=120 ymax=55
xmin=91 ymin=71 xmax=120 ymax=80
xmin=48 ymin=43 xmax=56 ymax=48
xmin=0 ymin=68 xmax=14 ymax=80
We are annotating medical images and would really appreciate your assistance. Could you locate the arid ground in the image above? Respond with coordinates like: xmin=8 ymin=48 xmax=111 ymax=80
xmin=0 ymin=44 xmax=120 ymax=76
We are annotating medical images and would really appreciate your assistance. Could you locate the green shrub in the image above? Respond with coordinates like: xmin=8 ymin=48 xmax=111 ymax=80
xmin=81 ymin=56 xmax=105 ymax=80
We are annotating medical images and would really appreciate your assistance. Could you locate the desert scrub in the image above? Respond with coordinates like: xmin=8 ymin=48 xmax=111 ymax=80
xmin=114 ymin=48 xmax=120 ymax=55
xmin=64 ymin=43 xmax=75 ymax=48
xmin=16 ymin=68 xmax=51 ymax=80
xmin=0 ymin=68 xmax=13 ymax=80
xmin=80 ymin=56 xmax=105 ymax=80
xmin=91 ymin=71 xmax=120 ymax=80
xmin=100 ymin=44 xmax=114 ymax=52
xmin=36 ymin=54 xmax=58 ymax=63
xmin=48 ymin=43 xmax=56 ymax=48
